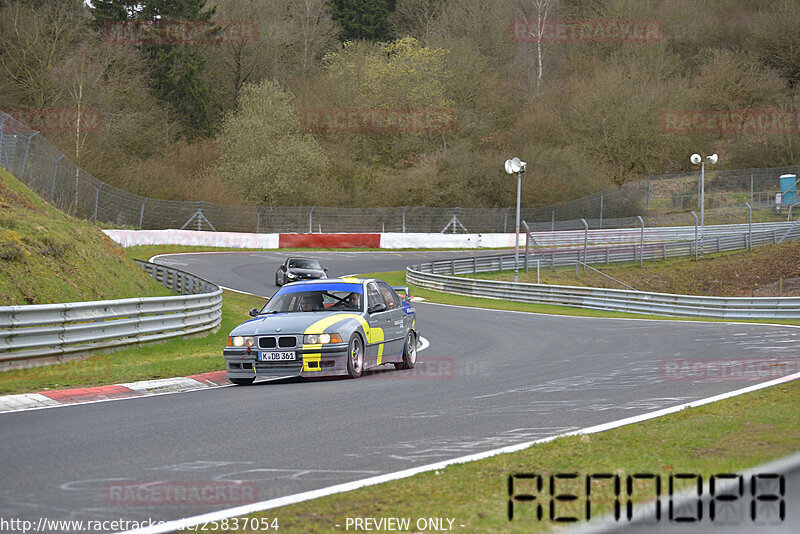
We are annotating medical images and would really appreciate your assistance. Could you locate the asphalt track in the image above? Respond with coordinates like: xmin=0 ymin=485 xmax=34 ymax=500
xmin=1 ymin=250 xmax=799 ymax=532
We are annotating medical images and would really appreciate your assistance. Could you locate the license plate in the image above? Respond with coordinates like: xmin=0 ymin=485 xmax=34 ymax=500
xmin=259 ymin=351 xmax=296 ymax=361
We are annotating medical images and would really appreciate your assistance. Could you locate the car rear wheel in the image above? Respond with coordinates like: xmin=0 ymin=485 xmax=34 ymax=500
xmin=395 ymin=331 xmax=417 ymax=370
xmin=230 ymin=377 xmax=255 ymax=386
xmin=346 ymin=334 xmax=364 ymax=378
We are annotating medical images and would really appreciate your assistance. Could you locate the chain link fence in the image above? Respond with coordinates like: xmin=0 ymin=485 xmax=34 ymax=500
xmin=2 ymin=110 xmax=798 ymax=234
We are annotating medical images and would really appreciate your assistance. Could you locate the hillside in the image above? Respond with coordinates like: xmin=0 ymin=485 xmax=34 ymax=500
xmin=0 ymin=168 xmax=171 ymax=305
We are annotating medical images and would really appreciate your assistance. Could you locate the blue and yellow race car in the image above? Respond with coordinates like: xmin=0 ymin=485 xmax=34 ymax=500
xmin=223 ymin=278 xmax=417 ymax=384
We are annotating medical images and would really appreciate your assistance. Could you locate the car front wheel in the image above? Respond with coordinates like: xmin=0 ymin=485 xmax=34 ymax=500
xmin=395 ymin=331 xmax=417 ymax=370
xmin=346 ymin=334 xmax=364 ymax=378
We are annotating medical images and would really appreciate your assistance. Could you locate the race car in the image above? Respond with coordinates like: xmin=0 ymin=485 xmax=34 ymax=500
xmin=275 ymin=257 xmax=328 ymax=286
xmin=224 ymin=278 xmax=417 ymax=384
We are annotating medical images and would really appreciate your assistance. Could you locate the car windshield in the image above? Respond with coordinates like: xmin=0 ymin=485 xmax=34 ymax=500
xmin=288 ymin=259 xmax=322 ymax=270
xmin=261 ymin=289 xmax=362 ymax=313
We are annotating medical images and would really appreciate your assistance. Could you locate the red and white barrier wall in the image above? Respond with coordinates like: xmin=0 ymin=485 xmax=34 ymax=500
xmin=103 ymin=229 xmax=518 ymax=249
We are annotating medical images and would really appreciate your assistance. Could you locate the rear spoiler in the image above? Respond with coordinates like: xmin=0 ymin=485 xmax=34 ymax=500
xmin=392 ymin=286 xmax=411 ymax=302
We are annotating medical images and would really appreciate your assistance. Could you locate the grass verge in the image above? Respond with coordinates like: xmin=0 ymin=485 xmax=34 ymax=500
xmin=221 ymin=379 xmax=800 ymax=533
xmin=0 ymin=168 xmax=171 ymax=305
xmin=0 ymin=289 xmax=264 ymax=395
xmin=360 ymin=271 xmax=800 ymax=326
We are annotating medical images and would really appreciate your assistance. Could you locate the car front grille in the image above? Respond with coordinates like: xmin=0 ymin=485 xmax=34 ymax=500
xmin=258 ymin=336 xmax=297 ymax=349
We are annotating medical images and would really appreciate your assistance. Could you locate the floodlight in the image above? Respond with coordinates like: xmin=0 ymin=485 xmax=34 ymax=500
xmin=690 ymin=154 xmax=701 ymax=165
xmin=707 ymin=153 xmax=718 ymax=165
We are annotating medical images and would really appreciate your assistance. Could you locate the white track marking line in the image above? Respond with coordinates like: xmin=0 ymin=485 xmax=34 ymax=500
xmin=123 ymin=372 xmax=800 ymax=534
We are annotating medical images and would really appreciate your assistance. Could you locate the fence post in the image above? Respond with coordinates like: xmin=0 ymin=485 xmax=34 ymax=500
xmin=551 ymin=210 xmax=555 ymax=232
xmin=402 ymin=206 xmax=407 ymax=233
xmin=93 ymin=182 xmax=104 ymax=224
xmin=503 ymin=208 xmax=509 ymax=233
xmin=20 ymin=131 xmax=38 ymax=178
xmin=691 ymin=211 xmax=698 ymax=260
xmin=581 ymin=218 xmax=588 ymax=270
xmin=637 ymin=215 xmax=644 ymax=268
xmin=308 ymin=206 xmax=315 ymax=233
xmin=50 ymin=154 xmax=65 ymax=201
xmin=646 ymin=177 xmax=651 ymax=215
xmin=139 ymin=198 xmax=147 ymax=230
xmin=750 ymin=170 xmax=754 ymax=205
xmin=256 ymin=206 xmax=261 ymax=233
xmin=599 ymin=192 xmax=604 ymax=229
xmin=745 ymin=202 xmax=752 ymax=251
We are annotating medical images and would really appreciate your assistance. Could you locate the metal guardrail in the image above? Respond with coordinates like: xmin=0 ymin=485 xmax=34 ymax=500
xmin=0 ymin=262 xmax=222 ymax=367
xmin=407 ymin=225 xmax=800 ymax=319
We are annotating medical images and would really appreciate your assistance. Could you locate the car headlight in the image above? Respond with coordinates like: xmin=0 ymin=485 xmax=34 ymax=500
xmin=228 ymin=336 xmax=255 ymax=348
xmin=286 ymin=272 xmax=298 ymax=278
xmin=303 ymin=333 xmax=343 ymax=344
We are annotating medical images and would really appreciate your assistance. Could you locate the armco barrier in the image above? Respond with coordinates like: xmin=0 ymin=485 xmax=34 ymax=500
xmin=278 ymin=232 xmax=380 ymax=248
xmin=103 ymin=221 xmax=797 ymax=250
xmin=407 ymin=224 xmax=800 ymax=319
xmin=0 ymin=261 xmax=222 ymax=367
xmin=407 ymin=270 xmax=800 ymax=320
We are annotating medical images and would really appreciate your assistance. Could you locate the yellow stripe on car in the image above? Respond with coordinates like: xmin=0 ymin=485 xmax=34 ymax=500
xmin=301 ymin=313 xmax=383 ymax=371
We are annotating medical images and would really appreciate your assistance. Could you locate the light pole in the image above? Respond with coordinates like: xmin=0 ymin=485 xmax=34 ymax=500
xmin=690 ymin=153 xmax=718 ymax=256
xmin=504 ymin=157 xmax=527 ymax=282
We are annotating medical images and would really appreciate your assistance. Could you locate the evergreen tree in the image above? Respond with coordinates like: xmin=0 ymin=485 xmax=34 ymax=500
xmin=330 ymin=0 xmax=396 ymax=42
xmin=89 ymin=0 xmax=218 ymax=139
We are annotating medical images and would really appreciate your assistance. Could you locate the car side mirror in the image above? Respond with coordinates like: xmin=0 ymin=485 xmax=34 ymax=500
xmin=249 ymin=308 xmax=260 ymax=317
xmin=323 ymin=267 xmax=328 ymax=272
xmin=368 ymin=303 xmax=387 ymax=314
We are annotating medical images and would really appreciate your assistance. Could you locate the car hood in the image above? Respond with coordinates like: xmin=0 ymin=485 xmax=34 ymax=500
xmin=230 ymin=311 xmax=361 ymax=336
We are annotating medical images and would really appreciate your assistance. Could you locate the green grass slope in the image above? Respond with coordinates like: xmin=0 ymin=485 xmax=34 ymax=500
xmin=0 ymin=168 xmax=170 ymax=305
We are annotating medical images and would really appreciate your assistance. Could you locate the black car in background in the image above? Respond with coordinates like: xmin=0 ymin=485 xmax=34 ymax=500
xmin=275 ymin=257 xmax=328 ymax=286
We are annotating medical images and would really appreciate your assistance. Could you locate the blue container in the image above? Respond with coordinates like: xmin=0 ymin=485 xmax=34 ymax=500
xmin=780 ymin=174 xmax=798 ymax=205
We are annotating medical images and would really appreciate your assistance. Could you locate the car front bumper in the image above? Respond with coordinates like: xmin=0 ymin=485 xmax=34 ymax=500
xmin=223 ymin=343 xmax=350 ymax=379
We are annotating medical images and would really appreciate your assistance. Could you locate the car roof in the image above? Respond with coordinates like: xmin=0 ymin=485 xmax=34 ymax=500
xmin=288 ymin=277 xmax=366 ymax=285
xmin=287 ymin=257 xmax=320 ymax=262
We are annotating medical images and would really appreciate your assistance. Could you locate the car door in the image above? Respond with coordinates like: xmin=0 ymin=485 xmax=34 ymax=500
xmin=365 ymin=281 xmax=391 ymax=367
xmin=376 ymin=281 xmax=406 ymax=363
xmin=277 ymin=259 xmax=288 ymax=285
